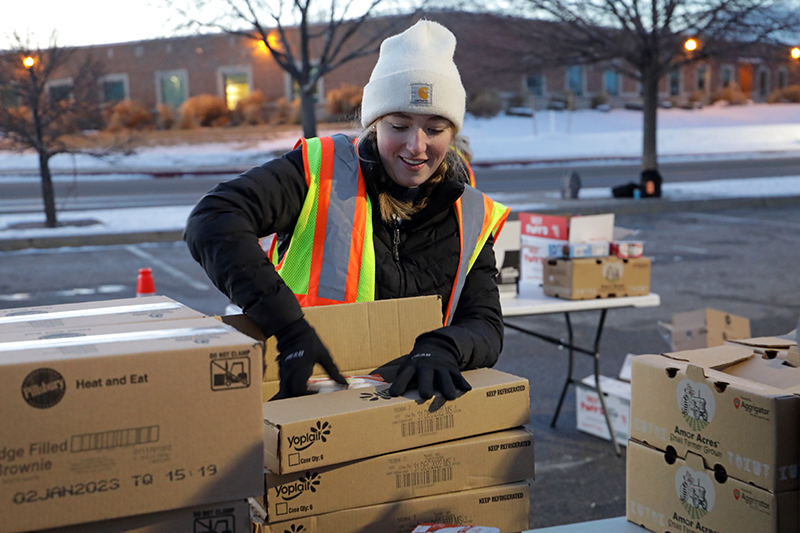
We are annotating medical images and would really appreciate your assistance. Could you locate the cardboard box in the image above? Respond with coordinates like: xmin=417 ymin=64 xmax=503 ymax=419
xmin=547 ymin=241 xmax=610 ymax=259
xmin=576 ymin=375 xmax=630 ymax=446
xmin=251 ymin=481 xmax=531 ymax=533
xmin=0 ymin=317 xmax=265 ymax=533
xmin=671 ymin=308 xmax=751 ymax=352
xmin=630 ymin=346 xmax=800 ymax=492
xmin=222 ymin=295 xmax=443 ymax=383
xmin=519 ymin=213 xmax=616 ymax=285
xmin=44 ymin=500 xmax=249 ymax=533
xmin=0 ymin=296 xmax=205 ymax=335
xmin=263 ymin=428 xmax=534 ymax=521
xmin=262 ymin=368 xmax=530 ymax=474
xmin=520 ymin=243 xmax=552 ymax=285
xmin=627 ymin=440 xmax=799 ymax=533
xmin=542 ymin=256 xmax=651 ymax=300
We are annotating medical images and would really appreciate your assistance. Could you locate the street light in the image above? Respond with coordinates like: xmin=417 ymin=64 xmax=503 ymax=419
xmin=23 ymin=56 xmax=35 ymax=69
xmin=792 ymin=47 xmax=800 ymax=60
xmin=684 ymin=38 xmax=698 ymax=52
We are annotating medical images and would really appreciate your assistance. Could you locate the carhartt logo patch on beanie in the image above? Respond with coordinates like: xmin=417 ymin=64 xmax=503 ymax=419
xmin=361 ymin=20 xmax=466 ymax=132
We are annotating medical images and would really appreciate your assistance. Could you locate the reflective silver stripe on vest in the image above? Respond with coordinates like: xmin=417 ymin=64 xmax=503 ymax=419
xmin=446 ymin=185 xmax=485 ymax=326
xmin=318 ymin=134 xmax=360 ymax=302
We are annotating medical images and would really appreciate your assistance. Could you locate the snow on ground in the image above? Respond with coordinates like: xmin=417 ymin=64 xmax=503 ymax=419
xmin=0 ymin=103 xmax=799 ymax=174
xmin=2 ymin=103 xmax=800 ymax=240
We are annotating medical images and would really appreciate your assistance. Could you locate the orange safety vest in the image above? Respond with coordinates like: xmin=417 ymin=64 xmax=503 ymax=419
xmin=270 ymin=134 xmax=510 ymax=326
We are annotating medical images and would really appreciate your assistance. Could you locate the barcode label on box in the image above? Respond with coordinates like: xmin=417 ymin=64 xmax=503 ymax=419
xmin=395 ymin=466 xmax=453 ymax=488
xmin=401 ymin=414 xmax=454 ymax=437
xmin=71 ymin=425 xmax=160 ymax=452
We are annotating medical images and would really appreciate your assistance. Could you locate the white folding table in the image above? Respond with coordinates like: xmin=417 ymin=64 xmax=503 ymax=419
xmin=501 ymin=284 xmax=661 ymax=455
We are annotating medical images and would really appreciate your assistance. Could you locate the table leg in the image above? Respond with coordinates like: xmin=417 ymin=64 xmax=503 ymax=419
xmin=591 ymin=310 xmax=621 ymax=456
xmin=550 ymin=312 xmax=575 ymax=429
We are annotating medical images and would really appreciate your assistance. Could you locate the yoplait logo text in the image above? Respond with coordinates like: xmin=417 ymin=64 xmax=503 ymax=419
xmin=288 ymin=421 xmax=331 ymax=451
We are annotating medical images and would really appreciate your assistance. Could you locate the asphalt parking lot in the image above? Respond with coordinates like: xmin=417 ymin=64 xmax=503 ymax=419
xmin=1 ymin=204 xmax=799 ymax=529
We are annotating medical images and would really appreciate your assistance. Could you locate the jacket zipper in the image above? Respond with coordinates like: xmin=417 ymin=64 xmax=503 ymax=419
xmin=392 ymin=224 xmax=401 ymax=262
xmin=392 ymin=218 xmax=406 ymax=295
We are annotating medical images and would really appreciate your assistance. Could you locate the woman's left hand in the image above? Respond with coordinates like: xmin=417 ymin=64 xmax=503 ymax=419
xmin=388 ymin=338 xmax=471 ymax=400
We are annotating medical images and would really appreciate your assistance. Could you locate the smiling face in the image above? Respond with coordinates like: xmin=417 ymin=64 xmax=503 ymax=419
xmin=375 ymin=113 xmax=454 ymax=188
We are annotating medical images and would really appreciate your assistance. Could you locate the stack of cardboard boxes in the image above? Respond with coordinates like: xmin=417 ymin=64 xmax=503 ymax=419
xmin=0 ymin=296 xmax=265 ymax=533
xmin=518 ymin=212 xmax=650 ymax=299
xmin=232 ymin=296 xmax=534 ymax=533
xmin=627 ymin=336 xmax=800 ymax=533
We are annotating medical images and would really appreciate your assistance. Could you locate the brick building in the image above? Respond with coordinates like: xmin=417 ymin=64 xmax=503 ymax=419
xmin=3 ymin=11 xmax=798 ymax=121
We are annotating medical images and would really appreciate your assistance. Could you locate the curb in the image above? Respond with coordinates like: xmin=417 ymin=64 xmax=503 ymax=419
xmin=0 ymin=230 xmax=185 ymax=252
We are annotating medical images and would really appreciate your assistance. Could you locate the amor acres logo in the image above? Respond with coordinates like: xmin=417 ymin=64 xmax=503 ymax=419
xmin=676 ymin=379 xmax=716 ymax=432
xmin=675 ymin=465 xmax=716 ymax=520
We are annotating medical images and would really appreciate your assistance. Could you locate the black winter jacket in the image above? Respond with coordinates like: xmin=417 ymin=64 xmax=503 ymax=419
xmin=184 ymin=141 xmax=504 ymax=371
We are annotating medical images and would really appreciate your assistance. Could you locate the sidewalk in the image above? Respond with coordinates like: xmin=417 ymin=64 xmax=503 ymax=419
xmin=2 ymin=175 xmax=799 ymax=252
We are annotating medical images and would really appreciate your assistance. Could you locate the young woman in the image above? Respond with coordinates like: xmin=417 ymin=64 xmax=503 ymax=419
xmin=184 ymin=20 xmax=510 ymax=401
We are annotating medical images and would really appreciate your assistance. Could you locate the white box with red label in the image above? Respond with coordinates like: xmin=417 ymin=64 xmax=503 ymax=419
xmin=575 ymin=374 xmax=631 ymax=446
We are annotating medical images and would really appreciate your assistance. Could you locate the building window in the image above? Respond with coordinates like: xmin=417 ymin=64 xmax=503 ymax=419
xmin=135 ymin=46 xmax=144 ymax=58
xmin=47 ymin=79 xmax=73 ymax=102
xmin=567 ymin=65 xmax=583 ymax=96
xmin=156 ymin=69 xmax=189 ymax=109
xmin=720 ymin=65 xmax=734 ymax=88
xmin=526 ymin=72 xmax=545 ymax=97
xmin=669 ymin=69 xmax=681 ymax=96
xmin=696 ymin=65 xmax=708 ymax=92
xmin=218 ymin=66 xmax=252 ymax=110
xmin=777 ymin=68 xmax=788 ymax=89
xmin=603 ymin=69 xmax=619 ymax=96
xmin=100 ymin=74 xmax=129 ymax=103
xmin=758 ymin=68 xmax=770 ymax=97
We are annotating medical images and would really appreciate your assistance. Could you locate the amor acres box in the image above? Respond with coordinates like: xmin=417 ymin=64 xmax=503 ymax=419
xmin=0 ymin=317 xmax=264 ymax=533
xmin=630 ymin=345 xmax=800 ymax=492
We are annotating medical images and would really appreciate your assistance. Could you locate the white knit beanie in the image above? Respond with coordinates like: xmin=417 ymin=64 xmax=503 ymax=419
xmin=361 ymin=20 xmax=466 ymax=132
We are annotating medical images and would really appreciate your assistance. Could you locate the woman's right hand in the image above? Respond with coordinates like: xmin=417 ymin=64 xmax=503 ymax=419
xmin=273 ymin=317 xmax=347 ymax=399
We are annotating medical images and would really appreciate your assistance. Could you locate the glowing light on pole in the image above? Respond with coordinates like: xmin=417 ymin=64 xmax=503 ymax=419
xmin=23 ymin=56 xmax=35 ymax=68
xmin=684 ymin=39 xmax=698 ymax=52
xmin=792 ymin=47 xmax=800 ymax=60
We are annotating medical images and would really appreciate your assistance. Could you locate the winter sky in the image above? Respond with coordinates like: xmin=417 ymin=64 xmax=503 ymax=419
xmin=3 ymin=0 xmax=178 ymax=49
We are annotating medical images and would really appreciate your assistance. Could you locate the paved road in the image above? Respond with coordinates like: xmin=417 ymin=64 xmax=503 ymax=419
xmin=2 ymin=204 xmax=798 ymax=529
xmin=2 ymin=156 xmax=799 ymax=214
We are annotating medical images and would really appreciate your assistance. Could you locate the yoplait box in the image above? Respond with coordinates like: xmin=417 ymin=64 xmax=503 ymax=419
xmin=262 ymin=368 xmax=530 ymax=474
xmin=263 ymin=428 xmax=534 ymax=522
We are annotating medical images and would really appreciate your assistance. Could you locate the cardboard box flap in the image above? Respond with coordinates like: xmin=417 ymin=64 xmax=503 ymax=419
xmin=568 ymin=213 xmax=614 ymax=244
xmin=662 ymin=344 xmax=754 ymax=370
xmin=728 ymin=336 xmax=797 ymax=350
xmin=224 ymin=296 xmax=443 ymax=382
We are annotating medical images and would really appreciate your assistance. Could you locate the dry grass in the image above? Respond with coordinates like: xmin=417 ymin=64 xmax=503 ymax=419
xmin=55 ymin=121 xmax=355 ymax=151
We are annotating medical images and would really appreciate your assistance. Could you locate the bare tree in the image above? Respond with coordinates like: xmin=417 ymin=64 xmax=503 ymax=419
xmin=489 ymin=0 xmax=800 ymax=193
xmin=0 ymin=33 xmax=106 ymax=227
xmin=167 ymin=0 xmax=421 ymax=138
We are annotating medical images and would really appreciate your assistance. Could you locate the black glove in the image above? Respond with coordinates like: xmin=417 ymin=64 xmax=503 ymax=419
xmin=273 ymin=317 xmax=347 ymax=399
xmin=388 ymin=337 xmax=471 ymax=400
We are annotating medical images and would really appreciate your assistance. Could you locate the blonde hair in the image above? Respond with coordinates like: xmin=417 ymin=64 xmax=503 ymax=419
xmin=357 ymin=118 xmax=468 ymax=224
